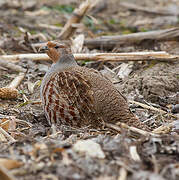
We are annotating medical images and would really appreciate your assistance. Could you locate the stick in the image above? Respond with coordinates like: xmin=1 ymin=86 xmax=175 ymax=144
xmin=0 ymin=59 xmax=26 ymax=72
xmin=2 ymin=28 xmax=179 ymax=51
xmin=0 ymin=114 xmax=32 ymax=128
xmin=0 ymin=127 xmax=16 ymax=142
xmin=58 ymin=0 xmax=99 ymax=39
xmin=129 ymin=146 xmax=141 ymax=162
xmin=128 ymin=100 xmax=167 ymax=114
xmin=32 ymin=28 xmax=179 ymax=49
xmin=105 ymin=123 xmax=160 ymax=137
xmin=120 ymin=2 xmax=176 ymax=16
xmin=118 ymin=167 xmax=127 ymax=180
xmin=37 ymin=23 xmax=62 ymax=31
xmin=0 ymin=130 xmax=6 ymax=142
xmin=84 ymin=27 xmax=179 ymax=49
xmin=0 ymin=165 xmax=17 ymax=180
xmin=152 ymin=122 xmax=174 ymax=134
xmin=129 ymin=100 xmax=177 ymax=119
xmin=8 ymin=73 xmax=25 ymax=89
xmin=1 ymin=51 xmax=179 ymax=62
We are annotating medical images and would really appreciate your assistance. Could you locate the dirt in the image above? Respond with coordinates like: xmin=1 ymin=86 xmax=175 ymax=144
xmin=0 ymin=0 xmax=179 ymax=179
xmin=122 ymin=62 xmax=179 ymax=105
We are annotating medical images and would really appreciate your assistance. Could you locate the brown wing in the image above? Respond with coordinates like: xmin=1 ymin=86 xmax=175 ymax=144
xmin=78 ymin=66 xmax=128 ymax=101
xmin=71 ymin=66 xmax=132 ymax=124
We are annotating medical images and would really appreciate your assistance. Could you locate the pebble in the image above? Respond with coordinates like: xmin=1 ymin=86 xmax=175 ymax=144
xmin=73 ymin=139 xmax=105 ymax=159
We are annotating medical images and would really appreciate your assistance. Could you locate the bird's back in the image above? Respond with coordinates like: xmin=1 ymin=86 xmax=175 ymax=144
xmin=72 ymin=66 xmax=138 ymax=125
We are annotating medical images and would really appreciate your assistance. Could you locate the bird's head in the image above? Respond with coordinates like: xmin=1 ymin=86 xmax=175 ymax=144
xmin=39 ymin=41 xmax=71 ymax=63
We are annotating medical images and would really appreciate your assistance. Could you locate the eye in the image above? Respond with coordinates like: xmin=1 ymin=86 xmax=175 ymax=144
xmin=54 ymin=46 xmax=59 ymax=49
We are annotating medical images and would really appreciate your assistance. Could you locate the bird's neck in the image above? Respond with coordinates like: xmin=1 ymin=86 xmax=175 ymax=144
xmin=42 ymin=54 xmax=77 ymax=88
xmin=53 ymin=53 xmax=78 ymax=71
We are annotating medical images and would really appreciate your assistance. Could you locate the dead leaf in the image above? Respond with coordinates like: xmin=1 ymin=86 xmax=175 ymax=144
xmin=0 ymin=158 xmax=23 ymax=170
xmin=0 ymin=165 xmax=17 ymax=180
xmin=0 ymin=118 xmax=9 ymax=131
xmin=71 ymin=34 xmax=84 ymax=53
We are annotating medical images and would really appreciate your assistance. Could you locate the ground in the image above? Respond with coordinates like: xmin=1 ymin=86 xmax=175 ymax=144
xmin=0 ymin=0 xmax=178 ymax=180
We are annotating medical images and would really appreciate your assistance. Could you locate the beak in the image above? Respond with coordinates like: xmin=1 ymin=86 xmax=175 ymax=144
xmin=38 ymin=45 xmax=49 ymax=52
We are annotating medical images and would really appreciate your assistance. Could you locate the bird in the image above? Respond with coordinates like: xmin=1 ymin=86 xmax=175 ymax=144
xmin=39 ymin=41 xmax=149 ymax=130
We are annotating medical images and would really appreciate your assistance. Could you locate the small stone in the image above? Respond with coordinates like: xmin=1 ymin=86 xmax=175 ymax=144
xmin=38 ymin=64 xmax=49 ymax=72
xmin=73 ymin=140 xmax=105 ymax=159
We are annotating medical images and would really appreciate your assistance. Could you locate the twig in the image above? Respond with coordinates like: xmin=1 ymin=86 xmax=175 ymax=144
xmin=129 ymin=146 xmax=141 ymax=162
xmin=84 ymin=27 xmax=179 ymax=49
xmin=0 ymin=72 xmax=25 ymax=99
xmin=43 ymin=131 xmax=62 ymax=140
xmin=120 ymin=2 xmax=177 ymax=16
xmin=0 ymin=130 xmax=6 ymax=142
xmin=0 ymin=54 xmax=49 ymax=61
xmin=71 ymin=34 xmax=85 ymax=53
xmin=37 ymin=23 xmax=62 ymax=31
xmin=100 ymin=27 xmax=179 ymax=40
xmin=30 ymin=100 xmax=42 ymax=105
xmin=8 ymin=73 xmax=25 ymax=89
xmin=0 ymin=127 xmax=16 ymax=142
xmin=118 ymin=167 xmax=127 ymax=180
xmin=0 ymin=59 xmax=26 ymax=72
xmin=0 ymin=165 xmax=17 ymax=180
xmin=105 ymin=122 xmax=160 ymax=137
xmin=15 ymin=119 xmax=33 ymax=128
xmin=152 ymin=122 xmax=174 ymax=134
xmin=31 ymin=28 xmax=179 ymax=49
xmin=58 ymin=0 xmax=99 ymax=39
xmin=128 ymin=100 xmax=167 ymax=114
xmin=129 ymin=100 xmax=177 ymax=119
xmin=2 ymin=28 xmax=179 ymax=51
xmin=1 ymin=51 xmax=179 ymax=62
xmin=116 ymin=161 xmax=135 ymax=173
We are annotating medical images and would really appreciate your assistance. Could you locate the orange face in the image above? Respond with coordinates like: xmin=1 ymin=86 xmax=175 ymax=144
xmin=39 ymin=41 xmax=69 ymax=63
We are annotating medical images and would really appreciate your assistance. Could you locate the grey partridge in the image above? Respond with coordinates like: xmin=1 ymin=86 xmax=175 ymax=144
xmin=40 ymin=41 xmax=149 ymax=130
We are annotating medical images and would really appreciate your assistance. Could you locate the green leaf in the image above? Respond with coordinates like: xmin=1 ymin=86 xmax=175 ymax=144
xmin=53 ymin=5 xmax=75 ymax=13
